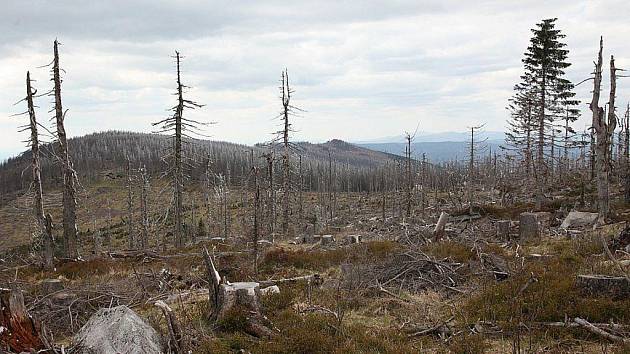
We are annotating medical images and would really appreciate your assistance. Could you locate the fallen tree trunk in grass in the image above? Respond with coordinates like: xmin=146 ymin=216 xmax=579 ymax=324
xmin=0 ymin=288 xmax=46 ymax=353
xmin=258 ymin=274 xmax=322 ymax=287
xmin=574 ymin=317 xmax=630 ymax=345
xmin=155 ymin=300 xmax=183 ymax=353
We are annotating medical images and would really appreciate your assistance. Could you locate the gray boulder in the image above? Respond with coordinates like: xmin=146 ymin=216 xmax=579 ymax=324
xmin=560 ymin=211 xmax=599 ymax=229
xmin=73 ymin=305 xmax=163 ymax=354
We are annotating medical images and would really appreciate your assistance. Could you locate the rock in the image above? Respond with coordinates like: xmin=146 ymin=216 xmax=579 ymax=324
xmin=519 ymin=213 xmax=540 ymax=240
xmin=260 ymin=285 xmax=280 ymax=295
xmin=73 ymin=305 xmax=162 ymax=354
xmin=257 ymin=240 xmax=273 ymax=247
xmin=321 ymin=235 xmax=335 ymax=245
xmin=560 ymin=211 xmax=599 ymax=229
xmin=40 ymin=279 xmax=63 ymax=294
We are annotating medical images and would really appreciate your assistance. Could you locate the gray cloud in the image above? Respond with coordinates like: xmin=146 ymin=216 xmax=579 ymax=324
xmin=1 ymin=1 xmax=630 ymax=159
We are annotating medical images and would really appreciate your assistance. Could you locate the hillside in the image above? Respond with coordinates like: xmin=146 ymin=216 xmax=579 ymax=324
xmin=0 ymin=131 xmax=398 ymax=202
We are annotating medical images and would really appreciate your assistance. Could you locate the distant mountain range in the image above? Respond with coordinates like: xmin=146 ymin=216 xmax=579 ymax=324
xmin=354 ymin=131 xmax=505 ymax=162
xmin=353 ymin=131 xmax=505 ymax=144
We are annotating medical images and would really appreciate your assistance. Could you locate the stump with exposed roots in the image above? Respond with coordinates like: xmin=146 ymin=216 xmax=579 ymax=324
xmin=203 ymin=247 xmax=276 ymax=337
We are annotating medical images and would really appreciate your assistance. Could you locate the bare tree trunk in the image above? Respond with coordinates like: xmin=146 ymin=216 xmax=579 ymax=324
xmin=404 ymin=134 xmax=413 ymax=218
xmin=26 ymin=72 xmax=53 ymax=269
xmin=591 ymin=38 xmax=617 ymax=219
xmin=140 ymin=165 xmax=149 ymax=249
xmin=298 ymin=155 xmax=304 ymax=232
xmin=174 ymin=52 xmax=184 ymax=248
xmin=469 ymin=127 xmax=475 ymax=214
xmin=126 ymin=158 xmax=135 ymax=249
xmin=205 ymin=157 xmax=212 ymax=239
xmin=53 ymin=40 xmax=78 ymax=258
xmin=281 ymin=70 xmax=291 ymax=236
xmin=624 ymin=104 xmax=630 ymax=203
xmin=253 ymin=167 xmax=260 ymax=274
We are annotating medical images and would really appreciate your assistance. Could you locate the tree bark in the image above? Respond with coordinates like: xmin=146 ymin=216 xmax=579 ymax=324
xmin=26 ymin=72 xmax=54 ymax=269
xmin=53 ymin=39 xmax=79 ymax=258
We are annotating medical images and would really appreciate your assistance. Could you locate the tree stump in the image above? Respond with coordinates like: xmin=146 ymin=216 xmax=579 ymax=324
xmin=214 ymin=282 xmax=276 ymax=337
xmin=203 ymin=247 xmax=275 ymax=338
xmin=0 ymin=289 xmax=46 ymax=352
xmin=433 ymin=212 xmax=449 ymax=240
xmin=40 ymin=279 xmax=63 ymax=294
xmin=321 ymin=235 xmax=335 ymax=245
xmin=496 ymin=220 xmax=511 ymax=240
xmin=519 ymin=213 xmax=540 ymax=240
xmin=577 ymin=275 xmax=630 ymax=299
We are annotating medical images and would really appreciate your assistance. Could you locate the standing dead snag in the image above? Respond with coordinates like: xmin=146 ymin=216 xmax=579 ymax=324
xmin=274 ymin=69 xmax=302 ymax=237
xmin=624 ymin=104 xmax=630 ymax=203
xmin=202 ymin=247 xmax=276 ymax=337
xmin=139 ymin=165 xmax=149 ymax=249
xmin=467 ymin=124 xmax=486 ymax=215
xmin=126 ymin=158 xmax=135 ymax=249
xmin=590 ymin=38 xmax=617 ymax=219
xmin=52 ymin=39 xmax=79 ymax=258
xmin=252 ymin=166 xmax=261 ymax=274
xmin=23 ymin=72 xmax=54 ymax=269
xmin=153 ymin=51 xmax=204 ymax=248
xmin=403 ymin=128 xmax=417 ymax=219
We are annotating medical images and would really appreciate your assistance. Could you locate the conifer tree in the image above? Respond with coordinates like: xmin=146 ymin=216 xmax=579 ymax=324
xmin=510 ymin=18 xmax=578 ymax=208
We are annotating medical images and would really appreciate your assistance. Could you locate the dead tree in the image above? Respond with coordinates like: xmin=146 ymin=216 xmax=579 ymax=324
xmin=204 ymin=156 xmax=213 ymax=238
xmin=139 ymin=165 xmax=149 ymax=249
xmin=590 ymin=38 xmax=617 ymax=218
xmin=52 ymin=39 xmax=78 ymax=258
xmin=624 ymin=104 xmax=630 ymax=203
xmin=252 ymin=166 xmax=261 ymax=274
xmin=23 ymin=72 xmax=54 ymax=269
xmin=298 ymin=155 xmax=304 ymax=232
xmin=152 ymin=51 xmax=204 ymax=248
xmin=274 ymin=69 xmax=302 ymax=237
xmin=263 ymin=151 xmax=276 ymax=241
xmin=214 ymin=174 xmax=230 ymax=239
xmin=126 ymin=158 xmax=135 ymax=249
xmin=404 ymin=128 xmax=418 ymax=218
xmin=467 ymin=124 xmax=487 ymax=214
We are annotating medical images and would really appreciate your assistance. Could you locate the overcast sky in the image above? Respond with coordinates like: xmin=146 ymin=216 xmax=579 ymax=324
xmin=1 ymin=0 xmax=629 ymax=160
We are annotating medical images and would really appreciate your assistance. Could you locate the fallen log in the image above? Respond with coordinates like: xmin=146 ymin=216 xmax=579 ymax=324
xmin=407 ymin=316 xmax=454 ymax=338
xmin=574 ymin=317 xmax=630 ymax=344
xmin=258 ymin=274 xmax=322 ymax=287
xmin=155 ymin=300 xmax=183 ymax=353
